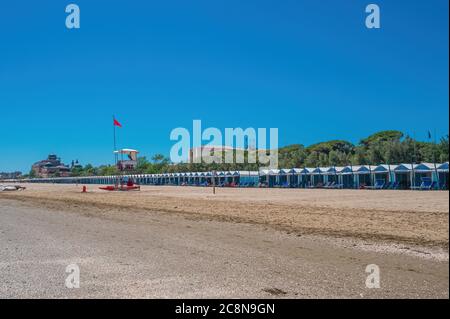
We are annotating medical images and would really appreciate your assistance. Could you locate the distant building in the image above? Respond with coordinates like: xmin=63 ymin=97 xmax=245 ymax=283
xmin=0 ymin=171 xmax=22 ymax=180
xmin=188 ymin=145 xmax=268 ymax=163
xmin=32 ymin=154 xmax=71 ymax=178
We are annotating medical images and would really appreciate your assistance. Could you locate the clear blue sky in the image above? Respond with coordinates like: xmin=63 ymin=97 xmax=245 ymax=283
xmin=0 ymin=0 xmax=448 ymax=172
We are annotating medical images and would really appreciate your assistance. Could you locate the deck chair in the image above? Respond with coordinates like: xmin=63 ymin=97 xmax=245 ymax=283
xmin=374 ymin=180 xmax=385 ymax=189
xmin=423 ymin=182 xmax=437 ymax=191
xmin=389 ymin=181 xmax=400 ymax=189
xmin=420 ymin=179 xmax=433 ymax=190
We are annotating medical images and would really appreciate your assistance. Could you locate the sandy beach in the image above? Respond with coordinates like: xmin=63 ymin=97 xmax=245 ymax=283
xmin=1 ymin=184 xmax=448 ymax=248
xmin=1 ymin=184 xmax=449 ymax=298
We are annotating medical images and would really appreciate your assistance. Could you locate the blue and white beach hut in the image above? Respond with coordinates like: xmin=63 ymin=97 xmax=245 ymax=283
xmin=437 ymin=162 xmax=449 ymax=189
xmin=238 ymin=171 xmax=259 ymax=187
xmin=371 ymin=164 xmax=397 ymax=188
xmin=351 ymin=165 xmax=371 ymax=188
xmin=411 ymin=163 xmax=435 ymax=189
xmin=392 ymin=164 xmax=413 ymax=189
xmin=337 ymin=166 xmax=354 ymax=188
xmin=310 ymin=167 xmax=325 ymax=187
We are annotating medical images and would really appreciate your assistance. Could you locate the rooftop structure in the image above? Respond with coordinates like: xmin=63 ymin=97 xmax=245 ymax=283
xmin=31 ymin=154 xmax=71 ymax=178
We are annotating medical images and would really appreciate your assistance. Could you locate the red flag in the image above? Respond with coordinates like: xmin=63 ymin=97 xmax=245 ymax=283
xmin=113 ymin=118 xmax=122 ymax=127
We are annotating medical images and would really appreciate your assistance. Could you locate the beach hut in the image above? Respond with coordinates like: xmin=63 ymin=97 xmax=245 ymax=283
xmin=165 ymin=173 xmax=170 ymax=185
xmin=371 ymin=164 xmax=397 ymax=188
xmin=310 ymin=167 xmax=325 ymax=187
xmin=208 ymin=171 xmax=218 ymax=186
xmin=269 ymin=169 xmax=281 ymax=187
xmin=237 ymin=171 xmax=259 ymax=187
xmin=437 ymin=162 xmax=449 ymax=190
xmin=201 ymin=171 xmax=210 ymax=186
xmin=278 ymin=169 xmax=292 ymax=187
xmin=287 ymin=168 xmax=301 ymax=188
xmin=322 ymin=167 xmax=338 ymax=187
xmin=411 ymin=163 xmax=435 ymax=188
xmin=185 ymin=172 xmax=192 ymax=185
xmin=171 ymin=173 xmax=176 ymax=185
xmin=394 ymin=164 xmax=413 ymax=189
xmin=351 ymin=165 xmax=371 ymax=188
xmin=180 ymin=172 xmax=186 ymax=185
xmin=179 ymin=172 xmax=186 ymax=185
xmin=202 ymin=172 xmax=209 ymax=185
xmin=194 ymin=172 xmax=201 ymax=186
xmin=222 ymin=171 xmax=232 ymax=185
xmin=298 ymin=168 xmax=313 ymax=188
xmin=191 ymin=172 xmax=198 ymax=186
xmin=215 ymin=171 xmax=225 ymax=186
xmin=324 ymin=166 xmax=348 ymax=188
xmin=337 ymin=166 xmax=354 ymax=188
xmin=258 ymin=169 xmax=270 ymax=187
xmin=231 ymin=171 xmax=240 ymax=186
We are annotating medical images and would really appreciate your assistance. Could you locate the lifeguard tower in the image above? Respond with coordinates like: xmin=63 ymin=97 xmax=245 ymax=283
xmin=99 ymin=148 xmax=141 ymax=191
xmin=115 ymin=149 xmax=139 ymax=171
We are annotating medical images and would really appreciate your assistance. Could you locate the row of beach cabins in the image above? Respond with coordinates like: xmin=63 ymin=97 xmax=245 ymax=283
xmin=13 ymin=162 xmax=450 ymax=190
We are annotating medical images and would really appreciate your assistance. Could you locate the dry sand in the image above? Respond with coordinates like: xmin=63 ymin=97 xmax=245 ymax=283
xmin=2 ymin=198 xmax=448 ymax=298
xmin=1 ymin=184 xmax=448 ymax=249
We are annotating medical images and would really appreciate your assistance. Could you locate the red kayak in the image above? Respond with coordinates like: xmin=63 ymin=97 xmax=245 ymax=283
xmin=99 ymin=185 xmax=140 ymax=191
xmin=99 ymin=185 xmax=116 ymax=191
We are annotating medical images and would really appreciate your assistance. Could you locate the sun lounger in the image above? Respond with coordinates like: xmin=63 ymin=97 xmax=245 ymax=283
xmin=258 ymin=182 xmax=268 ymax=188
xmin=383 ymin=182 xmax=392 ymax=189
xmin=389 ymin=181 xmax=399 ymax=189
xmin=365 ymin=180 xmax=385 ymax=190
xmin=420 ymin=179 xmax=434 ymax=190
xmin=410 ymin=178 xmax=434 ymax=190
xmin=375 ymin=180 xmax=385 ymax=189
xmin=417 ymin=179 xmax=435 ymax=190
xmin=324 ymin=181 xmax=336 ymax=189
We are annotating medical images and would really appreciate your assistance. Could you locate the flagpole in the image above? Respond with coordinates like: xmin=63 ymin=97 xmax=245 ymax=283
xmin=113 ymin=115 xmax=120 ymax=188
xmin=113 ymin=115 xmax=117 ymax=166
xmin=433 ymin=129 xmax=439 ymax=190
xmin=412 ymin=131 xmax=416 ymax=189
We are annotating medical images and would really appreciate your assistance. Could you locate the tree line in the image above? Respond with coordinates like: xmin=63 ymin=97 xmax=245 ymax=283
xmin=29 ymin=130 xmax=449 ymax=177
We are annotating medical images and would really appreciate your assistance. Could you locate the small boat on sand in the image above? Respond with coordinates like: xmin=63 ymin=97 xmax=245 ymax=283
xmin=0 ymin=185 xmax=26 ymax=191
